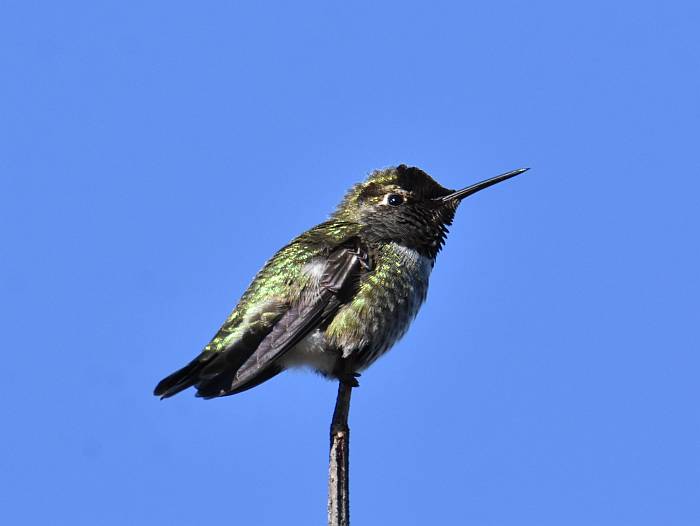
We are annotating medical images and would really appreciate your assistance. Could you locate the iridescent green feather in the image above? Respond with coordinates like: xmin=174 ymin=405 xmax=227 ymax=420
xmin=326 ymin=243 xmax=422 ymax=347
xmin=203 ymin=220 xmax=363 ymax=353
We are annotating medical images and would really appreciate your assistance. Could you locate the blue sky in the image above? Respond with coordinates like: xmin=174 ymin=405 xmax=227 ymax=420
xmin=2 ymin=1 xmax=699 ymax=524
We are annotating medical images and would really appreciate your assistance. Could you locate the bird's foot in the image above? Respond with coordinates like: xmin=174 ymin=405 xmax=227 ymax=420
xmin=337 ymin=371 xmax=361 ymax=388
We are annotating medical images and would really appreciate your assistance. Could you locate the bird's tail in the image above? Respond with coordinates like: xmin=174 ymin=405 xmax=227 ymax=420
xmin=153 ymin=354 xmax=211 ymax=399
xmin=154 ymin=347 xmax=283 ymax=399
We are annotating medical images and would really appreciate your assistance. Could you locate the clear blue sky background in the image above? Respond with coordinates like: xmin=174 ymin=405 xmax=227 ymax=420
xmin=2 ymin=1 xmax=699 ymax=525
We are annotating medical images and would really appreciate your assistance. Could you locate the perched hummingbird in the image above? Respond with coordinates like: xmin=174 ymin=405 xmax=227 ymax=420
xmin=154 ymin=165 xmax=527 ymax=399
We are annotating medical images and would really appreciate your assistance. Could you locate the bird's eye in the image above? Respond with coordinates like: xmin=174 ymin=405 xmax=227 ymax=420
xmin=387 ymin=194 xmax=404 ymax=206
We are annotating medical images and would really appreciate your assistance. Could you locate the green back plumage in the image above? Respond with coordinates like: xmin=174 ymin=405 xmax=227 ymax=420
xmin=203 ymin=220 xmax=364 ymax=353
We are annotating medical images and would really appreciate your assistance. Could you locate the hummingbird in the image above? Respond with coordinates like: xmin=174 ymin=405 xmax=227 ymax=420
xmin=154 ymin=164 xmax=527 ymax=399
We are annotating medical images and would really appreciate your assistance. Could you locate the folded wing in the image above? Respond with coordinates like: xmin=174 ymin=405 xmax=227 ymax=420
xmin=154 ymin=238 xmax=367 ymax=399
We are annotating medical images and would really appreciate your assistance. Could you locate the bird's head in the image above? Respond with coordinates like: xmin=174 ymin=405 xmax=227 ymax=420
xmin=332 ymin=164 xmax=527 ymax=258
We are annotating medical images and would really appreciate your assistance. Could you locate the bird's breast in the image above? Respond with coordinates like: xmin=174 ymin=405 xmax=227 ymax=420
xmin=326 ymin=242 xmax=433 ymax=369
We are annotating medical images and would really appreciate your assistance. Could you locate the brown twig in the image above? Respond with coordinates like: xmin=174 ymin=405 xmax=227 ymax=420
xmin=328 ymin=380 xmax=353 ymax=526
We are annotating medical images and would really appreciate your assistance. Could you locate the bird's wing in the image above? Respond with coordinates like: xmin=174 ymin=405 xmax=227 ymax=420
xmin=196 ymin=239 xmax=367 ymax=397
xmin=154 ymin=227 xmax=367 ymax=399
xmin=220 ymin=241 xmax=367 ymax=395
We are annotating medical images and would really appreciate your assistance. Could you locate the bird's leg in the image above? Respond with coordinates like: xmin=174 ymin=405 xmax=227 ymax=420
xmin=332 ymin=356 xmax=360 ymax=388
xmin=336 ymin=371 xmax=361 ymax=388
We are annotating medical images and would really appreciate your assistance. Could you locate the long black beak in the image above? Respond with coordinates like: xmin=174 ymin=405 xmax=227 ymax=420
xmin=440 ymin=167 xmax=529 ymax=202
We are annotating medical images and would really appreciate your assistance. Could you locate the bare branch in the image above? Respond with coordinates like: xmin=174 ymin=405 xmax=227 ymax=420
xmin=328 ymin=380 xmax=353 ymax=526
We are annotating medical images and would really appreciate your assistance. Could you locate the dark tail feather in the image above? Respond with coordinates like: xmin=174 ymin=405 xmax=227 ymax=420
xmin=154 ymin=352 xmax=214 ymax=399
xmin=154 ymin=343 xmax=262 ymax=399
xmin=196 ymin=364 xmax=283 ymax=399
